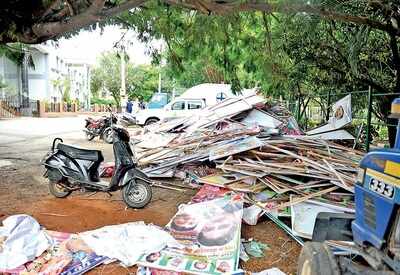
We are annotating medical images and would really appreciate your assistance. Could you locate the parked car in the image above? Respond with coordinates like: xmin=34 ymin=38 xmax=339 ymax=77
xmin=136 ymin=98 xmax=206 ymax=126
xmin=135 ymin=83 xmax=254 ymax=126
xmin=147 ymin=92 xmax=170 ymax=109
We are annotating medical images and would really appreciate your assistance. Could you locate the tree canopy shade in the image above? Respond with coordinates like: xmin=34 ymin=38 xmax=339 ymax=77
xmin=110 ymin=1 xmax=399 ymax=145
xmin=0 ymin=1 xmax=399 ymax=44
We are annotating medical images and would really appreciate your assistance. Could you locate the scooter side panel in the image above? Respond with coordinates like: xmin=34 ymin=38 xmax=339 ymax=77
xmin=44 ymin=152 xmax=90 ymax=181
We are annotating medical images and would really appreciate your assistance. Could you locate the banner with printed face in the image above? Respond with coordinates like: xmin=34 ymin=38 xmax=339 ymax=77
xmin=307 ymin=94 xmax=352 ymax=136
xmin=137 ymin=195 xmax=243 ymax=275
xmin=330 ymin=94 xmax=352 ymax=129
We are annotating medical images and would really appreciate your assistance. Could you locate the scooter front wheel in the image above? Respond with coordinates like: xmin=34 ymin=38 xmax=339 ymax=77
xmin=49 ymin=181 xmax=71 ymax=198
xmin=122 ymin=179 xmax=152 ymax=208
xmin=102 ymin=127 xmax=114 ymax=144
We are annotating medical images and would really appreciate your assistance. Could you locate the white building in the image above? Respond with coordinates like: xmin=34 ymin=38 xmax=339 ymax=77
xmin=0 ymin=43 xmax=91 ymax=110
xmin=0 ymin=53 xmax=21 ymax=99
xmin=67 ymin=61 xmax=91 ymax=108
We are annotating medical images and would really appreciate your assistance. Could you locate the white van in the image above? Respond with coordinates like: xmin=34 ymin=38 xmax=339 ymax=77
xmin=135 ymin=83 xmax=251 ymax=126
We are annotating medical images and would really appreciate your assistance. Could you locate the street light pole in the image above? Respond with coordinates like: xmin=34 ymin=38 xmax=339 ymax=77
xmin=120 ymin=49 xmax=126 ymax=112
xmin=158 ymin=44 xmax=163 ymax=94
xmin=158 ymin=70 xmax=161 ymax=93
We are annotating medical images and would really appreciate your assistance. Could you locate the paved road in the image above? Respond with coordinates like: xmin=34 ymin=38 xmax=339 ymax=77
xmin=0 ymin=116 xmax=113 ymax=164
xmin=0 ymin=116 xmax=85 ymax=145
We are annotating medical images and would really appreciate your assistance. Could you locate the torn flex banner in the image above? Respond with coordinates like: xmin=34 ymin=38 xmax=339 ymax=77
xmin=137 ymin=195 xmax=243 ymax=275
xmin=307 ymin=94 xmax=353 ymax=138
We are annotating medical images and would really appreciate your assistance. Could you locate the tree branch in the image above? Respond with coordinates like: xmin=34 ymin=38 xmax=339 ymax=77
xmin=15 ymin=0 xmax=146 ymax=43
xmin=101 ymin=0 xmax=146 ymax=17
xmin=1 ymin=0 xmax=399 ymax=44
xmin=165 ymin=0 xmax=397 ymax=35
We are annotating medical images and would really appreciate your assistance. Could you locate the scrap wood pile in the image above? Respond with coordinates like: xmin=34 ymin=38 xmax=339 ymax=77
xmin=131 ymin=92 xmax=303 ymax=177
xmin=130 ymin=91 xmax=364 ymax=242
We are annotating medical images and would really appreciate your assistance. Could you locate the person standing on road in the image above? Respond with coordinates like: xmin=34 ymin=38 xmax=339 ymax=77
xmin=126 ymin=99 xmax=133 ymax=113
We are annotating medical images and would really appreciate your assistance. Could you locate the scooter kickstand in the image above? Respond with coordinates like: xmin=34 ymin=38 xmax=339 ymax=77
xmin=106 ymin=192 xmax=112 ymax=197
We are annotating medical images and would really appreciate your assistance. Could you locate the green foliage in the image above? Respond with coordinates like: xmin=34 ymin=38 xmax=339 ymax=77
xmin=0 ymin=44 xmax=24 ymax=64
xmin=127 ymin=64 xmax=156 ymax=101
xmin=115 ymin=0 xmax=399 ymax=140
xmin=91 ymin=97 xmax=116 ymax=105
xmin=90 ymin=51 xmax=173 ymax=104
xmin=51 ymin=76 xmax=72 ymax=103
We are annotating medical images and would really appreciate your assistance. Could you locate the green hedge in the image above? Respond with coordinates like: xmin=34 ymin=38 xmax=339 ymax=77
xmin=91 ymin=98 xmax=116 ymax=106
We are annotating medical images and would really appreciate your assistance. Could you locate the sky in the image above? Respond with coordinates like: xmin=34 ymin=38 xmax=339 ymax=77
xmin=56 ymin=25 xmax=158 ymax=65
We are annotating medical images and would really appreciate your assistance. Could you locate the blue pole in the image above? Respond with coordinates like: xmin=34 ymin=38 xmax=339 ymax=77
xmin=395 ymin=119 xmax=400 ymax=149
xmin=391 ymin=98 xmax=400 ymax=149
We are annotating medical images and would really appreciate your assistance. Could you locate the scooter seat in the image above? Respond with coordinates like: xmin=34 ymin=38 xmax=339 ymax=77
xmin=57 ymin=143 xmax=104 ymax=162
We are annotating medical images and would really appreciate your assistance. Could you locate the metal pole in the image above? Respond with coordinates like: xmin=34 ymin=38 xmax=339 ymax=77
xmin=325 ymin=89 xmax=331 ymax=122
xmin=365 ymin=86 xmax=373 ymax=152
xmin=120 ymin=49 xmax=126 ymax=110
xmin=296 ymin=95 xmax=301 ymax=122
xmin=158 ymin=44 xmax=163 ymax=93
xmin=158 ymin=71 xmax=161 ymax=93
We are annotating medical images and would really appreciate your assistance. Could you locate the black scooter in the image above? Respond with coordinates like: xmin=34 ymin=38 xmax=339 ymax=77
xmin=41 ymin=126 xmax=152 ymax=208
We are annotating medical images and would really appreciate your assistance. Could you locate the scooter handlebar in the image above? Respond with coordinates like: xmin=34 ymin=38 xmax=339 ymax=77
xmin=52 ymin=137 xmax=63 ymax=152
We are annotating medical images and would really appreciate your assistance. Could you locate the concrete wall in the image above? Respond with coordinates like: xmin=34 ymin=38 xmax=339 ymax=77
xmin=0 ymin=56 xmax=21 ymax=98
xmin=28 ymin=51 xmax=48 ymax=101
xmin=68 ymin=62 xmax=91 ymax=110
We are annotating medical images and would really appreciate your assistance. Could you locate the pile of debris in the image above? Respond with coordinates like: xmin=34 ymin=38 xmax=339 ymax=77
xmin=0 ymin=94 xmax=362 ymax=275
xmin=131 ymin=93 xmax=303 ymax=177
xmin=130 ymin=92 xmax=362 ymax=243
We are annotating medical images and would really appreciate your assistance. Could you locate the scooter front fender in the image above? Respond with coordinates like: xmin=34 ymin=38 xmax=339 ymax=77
xmin=120 ymin=168 xmax=152 ymax=186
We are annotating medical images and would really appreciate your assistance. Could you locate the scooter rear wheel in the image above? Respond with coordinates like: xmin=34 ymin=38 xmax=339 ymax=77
xmin=122 ymin=179 xmax=152 ymax=208
xmin=49 ymin=181 xmax=71 ymax=198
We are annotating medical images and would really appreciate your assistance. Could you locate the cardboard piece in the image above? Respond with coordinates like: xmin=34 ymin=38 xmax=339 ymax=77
xmin=209 ymin=136 xmax=264 ymax=161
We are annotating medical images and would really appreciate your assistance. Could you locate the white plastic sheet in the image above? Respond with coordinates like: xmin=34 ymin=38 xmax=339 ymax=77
xmin=241 ymin=109 xmax=283 ymax=129
xmin=290 ymin=200 xmax=352 ymax=239
xmin=0 ymin=215 xmax=53 ymax=269
xmin=79 ymin=221 xmax=181 ymax=267
xmin=242 ymin=205 xmax=264 ymax=226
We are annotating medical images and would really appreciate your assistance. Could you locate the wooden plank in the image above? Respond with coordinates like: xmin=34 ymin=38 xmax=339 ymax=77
xmin=323 ymin=159 xmax=355 ymax=193
xmin=257 ymin=186 xmax=339 ymax=211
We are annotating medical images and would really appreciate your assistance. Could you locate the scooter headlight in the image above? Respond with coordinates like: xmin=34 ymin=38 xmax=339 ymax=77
xmin=356 ymin=168 xmax=365 ymax=185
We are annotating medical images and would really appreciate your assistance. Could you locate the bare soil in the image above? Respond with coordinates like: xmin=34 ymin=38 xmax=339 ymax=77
xmin=0 ymin=142 xmax=300 ymax=275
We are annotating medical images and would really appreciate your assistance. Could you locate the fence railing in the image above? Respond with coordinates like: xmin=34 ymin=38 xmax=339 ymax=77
xmin=0 ymin=95 xmax=38 ymax=117
xmin=0 ymin=96 xmax=116 ymax=118
xmin=287 ymin=88 xmax=400 ymax=151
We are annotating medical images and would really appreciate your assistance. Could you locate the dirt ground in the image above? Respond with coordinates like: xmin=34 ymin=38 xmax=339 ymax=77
xmin=0 ymin=119 xmax=301 ymax=274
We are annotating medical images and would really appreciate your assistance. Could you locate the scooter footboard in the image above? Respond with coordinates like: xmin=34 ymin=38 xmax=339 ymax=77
xmin=120 ymin=168 xmax=152 ymax=186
